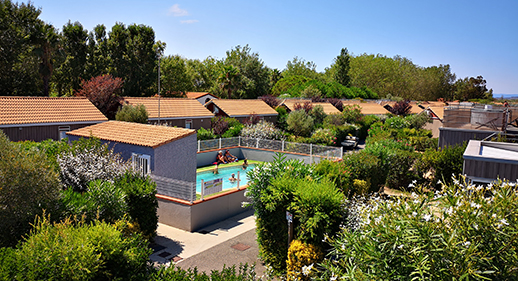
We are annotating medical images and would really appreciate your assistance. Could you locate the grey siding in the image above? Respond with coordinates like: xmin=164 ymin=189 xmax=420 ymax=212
xmin=2 ymin=123 xmax=100 ymax=142
xmin=154 ymin=134 xmax=197 ymax=182
xmin=464 ymin=159 xmax=518 ymax=181
xmin=439 ymin=127 xmax=494 ymax=148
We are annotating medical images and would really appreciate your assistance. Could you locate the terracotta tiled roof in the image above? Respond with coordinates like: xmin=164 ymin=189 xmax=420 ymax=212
xmin=123 ymin=97 xmax=214 ymax=119
xmin=67 ymin=121 xmax=196 ymax=148
xmin=207 ymin=99 xmax=278 ymax=116
xmin=0 ymin=96 xmax=107 ymax=125
xmin=342 ymin=101 xmax=390 ymax=115
xmin=428 ymin=106 xmax=445 ymax=120
xmin=185 ymin=92 xmax=217 ymax=99
xmin=281 ymin=100 xmax=341 ymax=114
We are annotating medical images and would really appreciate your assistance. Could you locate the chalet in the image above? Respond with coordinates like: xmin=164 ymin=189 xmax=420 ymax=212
xmin=66 ymin=121 xmax=197 ymax=184
xmin=343 ymin=100 xmax=391 ymax=116
xmin=205 ymin=99 xmax=278 ymax=124
xmin=0 ymin=96 xmax=107 ymax=142
xmin=122 ymin=97 xmax=214 ymax=130
xmin=185 ymin=92 xmax=218 ymax=105
xmin=280 ymin=100 xmax=341 ymax=115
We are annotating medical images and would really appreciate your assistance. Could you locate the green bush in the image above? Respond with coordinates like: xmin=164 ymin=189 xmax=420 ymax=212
xmin=405 ymin=112 xmax=431 ymax=129
xmin=6 ymin=216 xmax=151 ymax=280
xmin=287 ymin=110 xmax=314 ymax=137
xmin=115 ymin=173 xmax=159 ymax=239
xmin=318 ymin=177 xmax=518 ymax=280
xmin=116 ymin=103 xmax=149 ymax=123
xmin=417 ymin=142 xmax=467 ymax=188
xmin=309 ymin=105 xmax=327 ymax=126
xmin=357 ymin=114 xmax=380 ymax=139
xmin=310 ymin=128 xmax=336 ymax=146
xmin=60 ymin=179 xmax=127 ymax=224
xmin=330 ymin=124 xmax=357 ymax=145
xmin=323 ymin=113 xmax=345 ymax=126
xmin=0 ymin=132 xmax=61 ymax=248
xmin=276 ymin=106 xmax=289 ymax=131
xmin=221 ymin=122 xmax=244 ymax=138
xmin=384 ymin=150 xmax=419 ymax=190
xmin=17 ymin=138 xmax=69 ymax=172
xmin=197 ymin=127 xmax=216 ymax=140
xmin=244 ymin=154 xmax=317 ymax=275
xmin=342 ymin=104 xmax=363 ymax=124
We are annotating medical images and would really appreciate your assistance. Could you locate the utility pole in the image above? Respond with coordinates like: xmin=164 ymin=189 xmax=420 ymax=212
xmin=158 ymin=55 xmax=161 ymax=125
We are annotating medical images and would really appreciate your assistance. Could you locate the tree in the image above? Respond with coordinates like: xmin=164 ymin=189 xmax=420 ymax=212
xmin=0 ymin=0 xmax=43 ymax=95
xmin=223 ymin=45 xmax=270 ymax=98
xmin=390 ymin=100 xmax=412 ymax=116
xmin=32 ymin=23 xmax=59 ymax=96
xmin=453 ymin=75 xmax=492 ymax=101
xmin=283 ymin=56 xmax=321 ymax=81
xmin=334 ymin=48 xmax=351 ymax=87
xmin=116 ymin=104 xmax=148 ymax=123
xmin=85 ymin=24 xmax=109 ymax=79
xmin=160 ymin=55 xmax=193 ymax=96
xmin=75 ymin=75 xmax=123 ymax=119
xmin=217 ymin=65 xmax=240 ymax=99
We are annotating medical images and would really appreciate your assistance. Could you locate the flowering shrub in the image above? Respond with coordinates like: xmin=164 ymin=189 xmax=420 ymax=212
xmin=57 ymin=137 xmax=131 ymax=192
xmin=287 ymin=240 xmax=323 ymax=281
xmin=318 ymin=176 xmax=518 ymax=280
xmin=240 ymin=120 xmax=285 ymax=140
xmin=342 ymin=104 xmax=363 ymax=123
xmin=310 ymin=128 xmax=336 ymax=146
xmin=385 ymin=115 xmax=410 ymax=129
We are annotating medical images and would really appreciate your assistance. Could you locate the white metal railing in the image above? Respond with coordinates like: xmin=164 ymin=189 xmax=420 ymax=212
xmin=151 ymin=174 xmax=196 ymax=203
xmin=197 ymin=137 xmax=343 ymax=160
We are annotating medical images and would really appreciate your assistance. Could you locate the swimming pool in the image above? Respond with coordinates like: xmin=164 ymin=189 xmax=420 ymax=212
xmin=196 ymin=164 xmax=256 ymax=192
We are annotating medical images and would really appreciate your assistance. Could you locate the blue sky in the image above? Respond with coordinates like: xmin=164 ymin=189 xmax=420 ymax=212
xmin=34 ymin=0 xmax=518 ymax=96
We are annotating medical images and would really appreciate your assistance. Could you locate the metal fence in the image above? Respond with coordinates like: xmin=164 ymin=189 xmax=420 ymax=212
xmin=197 ymin=137 xmax=343 ymax=159
xmin=151 ymin=174 xmax=196 ymax=203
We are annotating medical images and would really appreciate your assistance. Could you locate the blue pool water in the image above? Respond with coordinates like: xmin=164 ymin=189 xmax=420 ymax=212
xmin=196 ymin=164 xmax=256 ymax=192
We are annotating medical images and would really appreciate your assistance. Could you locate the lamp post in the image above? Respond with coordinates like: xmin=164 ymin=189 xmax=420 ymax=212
xmin=158 ymin=55 xmax=161 ymax=125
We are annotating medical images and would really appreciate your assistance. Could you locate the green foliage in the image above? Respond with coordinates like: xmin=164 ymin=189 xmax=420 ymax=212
xmin=276 ymin=106 xmax=289 ymax=131
xmin=384 ymin=150 xmax=419 ymax=190
xmin=5 ymin=216 xmax=151 ymax=280
xmin=196 ymin=127 xmax=216 ymax=140
xmin=300 ymin=84 xmax=322 ymax=99
xmin=405 ymin=112 xmax=431 ymax=129
xmin=240 ymin=120 xmax=285 ymax=140
xmin=17 ymin=138 xmax=69 ymax=171
xmin=272 ymin=75 xmax=312 ymax=96
xmin=333 ymin=48 xmax=351 ymax=87
xmin=287 ymin=110 xmax=314 ymax=137
xmin=323 ymin=113 xmax=345 ymax=126
xmin=221 ymin=122 xmax=244 ymax=138
xmin=61 ymin=179 xmax=127 ymax=223
xmin=116 ymin=103 xmax=149 ymax=123
xmin=310 ymin=128 xmax=337 ymax=146
xmin=342 ymin=104 xmax=363 ymax=123
xmin=318 ymin=177 xmax=518 ymax=280
xmin=454 ymin=75 xmax=492 ymax=101
xmin=149 ymin=264 xmax=258 ymax=281
xmin=160 ymin=54 xmax=194 ymax=95
xmin=417 ymin=142 xmax=467 ymax=188
xmin=115 ymin=173 xmax=159 ymax=239
xmin=309 ymin=105 xmax=327 ymax=126
xmin=245 ymin=154 xmax=317 ymax=274
xmin=357 ymin=114 xmax=380 ymax=139
xmin=0 ymin=132 xmax=61 ymax=248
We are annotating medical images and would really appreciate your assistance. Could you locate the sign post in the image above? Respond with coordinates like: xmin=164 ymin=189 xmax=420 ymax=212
xmin=286 ymin=211 xmax=293 ymax=246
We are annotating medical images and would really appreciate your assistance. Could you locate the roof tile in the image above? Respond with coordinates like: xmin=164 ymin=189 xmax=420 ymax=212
xmin=123 ymin=97 xmax=214 ymax=119
xmin=67 ymin=121 xmax=196 ymax=148
xmin=0 ymin=96 xmax=107 ymax=125
xmin=208 ymin=99 xmax=278 ymax=116
xmin=282 ymin=100 xmax=341 ymax=114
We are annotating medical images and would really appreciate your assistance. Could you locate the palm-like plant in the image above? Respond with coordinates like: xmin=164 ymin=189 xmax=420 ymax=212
xmin=218 ymin=65 xmax=239 ymax=99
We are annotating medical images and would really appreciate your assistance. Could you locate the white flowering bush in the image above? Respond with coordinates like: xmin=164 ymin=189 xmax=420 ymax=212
xmin=57 ymin=138 xmax=131 ymax=192
xmin=240 ymin=119 xmax=285 ymax=140
xmin=317 ymin=175 xmax=518 ymax=280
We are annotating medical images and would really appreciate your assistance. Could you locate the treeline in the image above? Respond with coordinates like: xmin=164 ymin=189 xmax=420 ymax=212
xmin=1 ymin=0 xmax=492 ymax=101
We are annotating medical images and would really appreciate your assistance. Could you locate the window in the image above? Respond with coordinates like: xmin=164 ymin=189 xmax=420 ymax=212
xmin=185 ymin=119 xmax=192 ymax=129
xmin=132 ymin=153 xmax=151 ymax=175
xmin=58 ymin=126 xmax=70 ymax=140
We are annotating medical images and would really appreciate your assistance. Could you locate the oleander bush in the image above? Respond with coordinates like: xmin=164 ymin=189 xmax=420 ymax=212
xmin=240 ymin=120 xmax=285 ymax=140
xmin=57 ymin=137 xmax=131 ymax=192
xmin=310 ymin=128 xmax=336 ymax=146
xmin=317 ymin=176 xmax=518 ymax=280
xmin=149 ymin=264 xmax=259 ymax=281
xmin=416 ymin=142 xmax=467 ymax=188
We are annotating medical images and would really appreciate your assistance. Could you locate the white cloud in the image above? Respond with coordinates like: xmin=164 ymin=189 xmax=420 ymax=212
xmin=168 ymin=4 xmax=188 ymax=17
xmin=181 ymin=19 xmax=199 ymax=24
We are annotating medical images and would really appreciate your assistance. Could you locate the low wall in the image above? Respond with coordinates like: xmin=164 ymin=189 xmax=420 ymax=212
xmin=197 ymin=147 xmax=243 ymax=167
xmin=157 ymin=188 xmax=251 ymax=232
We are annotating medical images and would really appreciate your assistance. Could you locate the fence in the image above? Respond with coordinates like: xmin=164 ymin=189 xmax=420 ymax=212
xmin=151 ymin=174 xmax=196 ymax=203
xmin=197 ymin=137 xmax=343 ymax=160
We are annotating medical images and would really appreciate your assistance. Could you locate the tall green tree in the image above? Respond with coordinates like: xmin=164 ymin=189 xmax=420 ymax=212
xmin=334 ymin=48 xmax=351 ymax=87
xmin=223 ymin=45 xmax=270 ymax=98
xmin=85 ymin=24 xmax=109 ymax=79
xmin=453 ymin=75 xmax=492 ymax=101
xmin=0 ymin=0 xmax=42 ymax=95
xmin=160 ymin=55 xmax=193 ymax=96
xmin=32 ymin=23 xmax=59 ymax=96
xmin=283 ymin=56 xmax=322 ymax=81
